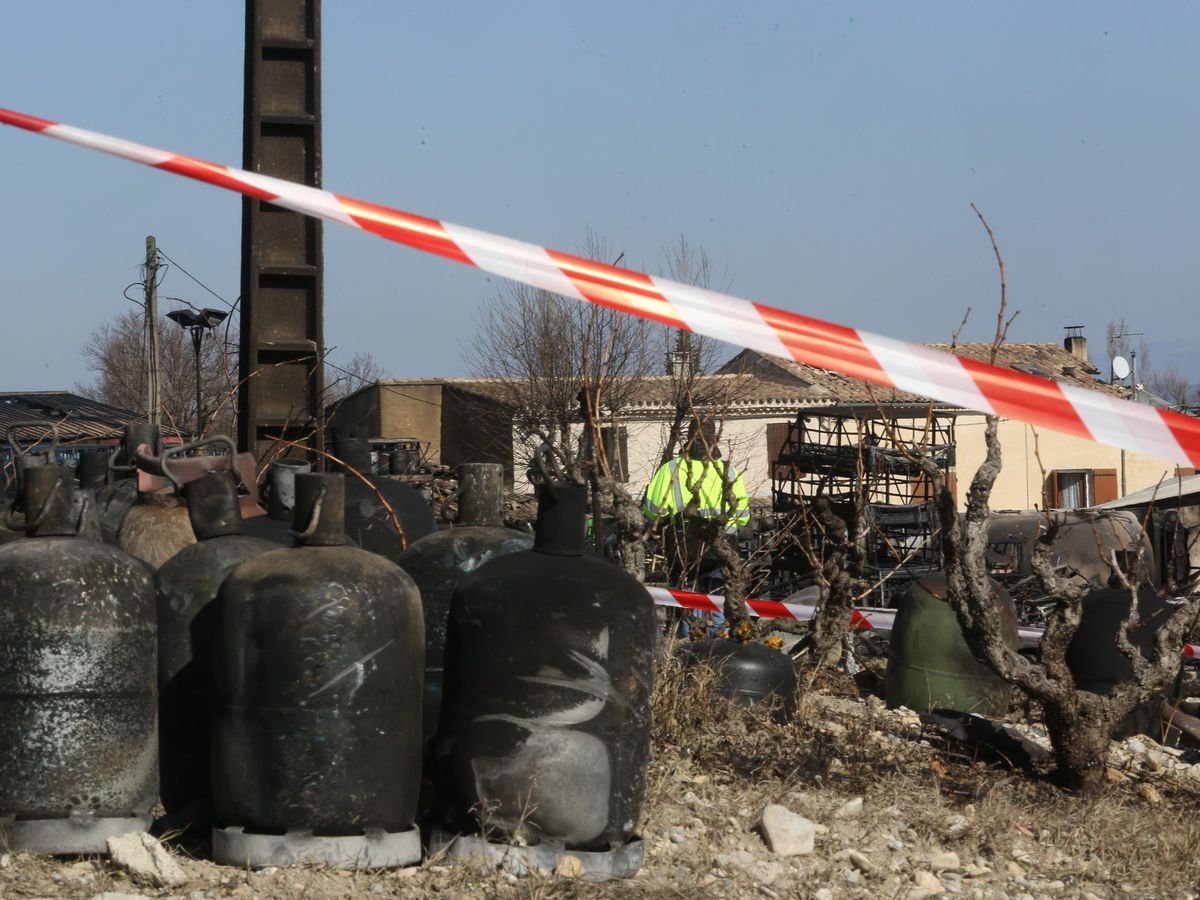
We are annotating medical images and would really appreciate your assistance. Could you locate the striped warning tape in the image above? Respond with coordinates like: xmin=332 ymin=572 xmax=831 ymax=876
xmin=648 ymin=585 xmax=872 ymax=630
xmin=2 ymin=107 xmax=1199 ymax=467
xmin=647 ymin=585 xmax=1200 ymax=656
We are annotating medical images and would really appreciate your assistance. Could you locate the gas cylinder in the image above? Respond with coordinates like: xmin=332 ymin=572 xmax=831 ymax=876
xmin=155 ymin=437 xmax=281 ymax=824
xmin=678 ymin=639 xmax=798 ymax=722
xmin=95 ymin=423 xmax=157 ymax=545
xmin=438 ymin=473 xmax=654 ymax=853
xmin=334 ymin=437 xmax=436 ymax=562
xmin=75 ymin=450 xmax=110 ymax=491
xmin=0 ymin=465 xmax=157 ymax=853
xmin=397 ymin=463 xmax=533 ymax=746
xmin=212 ymin=472 xmax=424 ymax=868
xmin=241 ymin=457 xmax=311 ymax=544
xmin=885 ymin=573 xmax=1017 ymax=716
xmin=1067 ymin=584 xmax=1175 ymax=738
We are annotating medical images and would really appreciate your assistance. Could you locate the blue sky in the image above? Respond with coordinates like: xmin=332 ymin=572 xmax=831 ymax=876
xmin=1 ymin=3 xmax=1196 ymax=391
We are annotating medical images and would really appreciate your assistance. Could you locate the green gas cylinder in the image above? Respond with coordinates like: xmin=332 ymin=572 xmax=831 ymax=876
xmin=885 ymin=573 xmax=1016 ymax=716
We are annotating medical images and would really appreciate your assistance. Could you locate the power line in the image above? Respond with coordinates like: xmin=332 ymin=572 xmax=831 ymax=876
xmin=155 ymin=247 xmax=237 ymax=311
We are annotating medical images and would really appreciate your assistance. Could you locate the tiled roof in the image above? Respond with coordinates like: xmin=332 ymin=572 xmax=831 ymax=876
xmin=374 ymin=374 xmax=824 ymax=413
xmin=0 ymin=391 xmax=148 ymax=445
xmin=720 ymin=343 xmax=1124 ymax=408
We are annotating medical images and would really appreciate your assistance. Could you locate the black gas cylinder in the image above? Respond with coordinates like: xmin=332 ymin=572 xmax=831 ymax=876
xmin=397 ymin=463 xmax=533 ymax=746
xmin=212 ymin=472 xmax=424 ymax=860
xmin=334 ymin=437 xmax=436 ymax=561
xmin=438 ymin=478 xmax=654 ymax=851
xmin=155 ymin=438 xmax=281 ymax=823
xmin=678 ymin=639 xmax=798 ymax=722
xmin=0 ymin=465 xmax=157 ymax=853
xmin=96 ymin=423 xmax=159 ymax=545
xmin=1067 ymin=584 xmax=1176 ymax=739
xmin=241 ymin=457 xmax=310 ymax=544
xmin=76 ymin=450 xmax=110 ymax=491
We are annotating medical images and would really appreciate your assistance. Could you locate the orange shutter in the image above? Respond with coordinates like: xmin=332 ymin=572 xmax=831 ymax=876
xmin=1092 ymin=468 xmax=1118 ymax=505
xmin=766 ymin=421 xmax=790 ymax=478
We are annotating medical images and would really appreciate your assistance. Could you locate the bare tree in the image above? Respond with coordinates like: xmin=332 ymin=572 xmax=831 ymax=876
xmin=466 ymin=231 xmax=658 ymax=475
xmin=1145 ymin=361 xmax=1193 ymax=409
xmin=655 ymin=237 xmax=739 ymax=465
xmin=921 ymin=210 xmax=1199 ymax=791
xmin=324 ymin=351 xmax=387 ymax=405
xmin=76 ymin=309 xmax=238 ymax=436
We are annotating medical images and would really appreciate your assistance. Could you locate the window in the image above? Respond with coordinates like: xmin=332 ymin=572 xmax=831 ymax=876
xmin=1046 ymin=468 xmax=1117 ymax=509
xmin=766 ymin=421 xmax=791 ymax=479
xmin=600 ymin=425 xmax=629 ymax=483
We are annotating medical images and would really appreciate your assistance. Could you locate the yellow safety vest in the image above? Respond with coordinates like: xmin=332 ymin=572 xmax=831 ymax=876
xmin=643 ymin=457 xmax=750 ymax=527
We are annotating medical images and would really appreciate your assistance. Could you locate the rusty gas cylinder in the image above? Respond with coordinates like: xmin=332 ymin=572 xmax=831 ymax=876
xmin=0 ymin=465 xmax=157 ymax=853
xmin=155 ymin=437 xmax=281 ymax=825
xmin=212 ymin=472 xmax=424 ymax=868
xmin=438 ymin=468 xmax=654 ymax=853
xmin=397 ymin=463 xmax=533 ymax=747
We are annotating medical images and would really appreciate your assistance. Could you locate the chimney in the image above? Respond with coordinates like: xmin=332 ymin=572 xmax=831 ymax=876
xmin=1063 ymin=325 xmax=1088 ymax=361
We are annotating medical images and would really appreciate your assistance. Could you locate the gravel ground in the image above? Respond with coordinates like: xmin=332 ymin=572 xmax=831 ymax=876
xmin=3 ymin=655 xmax=1199 ymax=899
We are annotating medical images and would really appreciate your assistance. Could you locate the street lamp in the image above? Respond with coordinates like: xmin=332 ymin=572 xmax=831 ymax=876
xmin=166 ymin=307 xmax=228 ymax=436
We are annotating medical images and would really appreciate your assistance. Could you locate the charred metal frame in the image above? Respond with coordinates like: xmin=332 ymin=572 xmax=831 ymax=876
xmin=770 ymin=406 xmax=957 ymax=602
xmin=238 ymin=0 xmax=324 ymax=460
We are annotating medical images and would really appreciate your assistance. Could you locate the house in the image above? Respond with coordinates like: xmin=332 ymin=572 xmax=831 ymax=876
xmin=718 ymin=337 xmax=1189 ymax=511
xmin=330 ymin=333 xmax=1192 ymax=510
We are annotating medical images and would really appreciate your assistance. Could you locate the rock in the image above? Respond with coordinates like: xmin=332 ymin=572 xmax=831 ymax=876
xmin=669 ymin=828 xmax=685 ymax=844
xmin=907 ymin=870 xmax=944 ymax=900
xmin=928 ymin=850 xmax=960 ymax=872
xmin=89 ymin=894 xmax=151 ymax=900
xmin=0 ymin=853 xmax=9 ymax=868
xmin=815 ymin=890 xmax=834 ymax=900
xmin=106 ymin=832 xmax=187 ymax=888
xmin=1006 ymin=861 xmax=1026 ymax=878
xmin=834 ymin=797 xmax=864 ymax=819
xmin=943 ymin=814 xmax=969 ymax=837
xmin=759 ymin=804 xmax=816 ymax=856
xmin=848 ymin=850 xmax=874 ymax=873
xmin=753 ymin=861 xmax=785 ymax=885
xmin=555 ymin=854 xmax=586 ymax=878
xmin=1137 ymin=783 xmax=1163 ymax=804
xmin=715 ymin=849 xmax=757 ymax=869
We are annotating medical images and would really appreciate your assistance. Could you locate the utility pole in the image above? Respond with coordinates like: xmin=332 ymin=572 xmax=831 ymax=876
xmin=145 ymin=235 xmax=161 ymax=425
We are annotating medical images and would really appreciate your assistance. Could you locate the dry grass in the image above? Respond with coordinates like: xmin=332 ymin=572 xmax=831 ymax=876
xmin=4 ymin=648 xmax=1200 ymax=897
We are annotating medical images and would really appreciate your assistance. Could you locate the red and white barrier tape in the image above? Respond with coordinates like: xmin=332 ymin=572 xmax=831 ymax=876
xmin=647 ymin=585 xmax=874 ymax=629
xmin=647 ymin=586 xmax=1200 ymax=657
xmin=3 ymin=106 xmax=1199 ymax=467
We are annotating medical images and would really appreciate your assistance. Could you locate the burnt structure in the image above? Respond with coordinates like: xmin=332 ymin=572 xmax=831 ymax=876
xmin=771 ymin=405 xmax=957 ymax=602
xmin=238 ymin=0 xmax=324 ymax=461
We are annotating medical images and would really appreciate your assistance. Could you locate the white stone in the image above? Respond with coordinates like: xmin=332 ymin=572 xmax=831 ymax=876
xmin=848 ymin=850 xmax=874 ymax=872
xmin=555 ymin=855 xmax=584 ymax=878
xmin=759 ymin=804 xmax=817 ymax=856
xmin=106 ymin=832 xmax=187 ymax=888
xmin=907 ymin=869 xmax=945 ymax=899
xmin=834 ymin=797 xmax=864 ymax=819
xmin=928 ymin=850 xmax=960 ymax=872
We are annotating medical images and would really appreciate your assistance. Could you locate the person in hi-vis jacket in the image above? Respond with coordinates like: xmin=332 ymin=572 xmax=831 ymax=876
xmin=643 ymin=417 xmax=749 ymax=590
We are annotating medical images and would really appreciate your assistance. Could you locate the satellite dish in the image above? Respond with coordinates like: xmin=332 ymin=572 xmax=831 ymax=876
xmin=1112 ymin=356 xmax=1131 ymax=380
